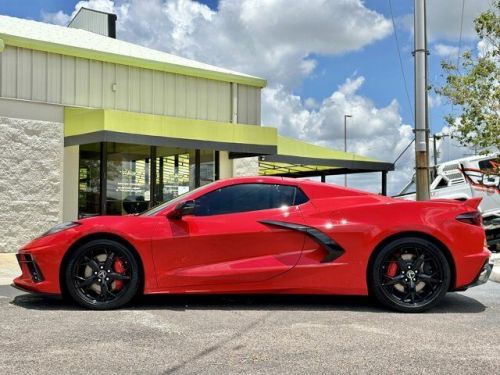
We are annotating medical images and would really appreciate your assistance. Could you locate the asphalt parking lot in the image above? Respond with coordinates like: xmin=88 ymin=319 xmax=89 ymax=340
xmin=0 ymin=281 xmax=499 ymax=375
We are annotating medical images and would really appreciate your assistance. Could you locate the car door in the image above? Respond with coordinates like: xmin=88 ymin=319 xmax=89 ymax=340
xmin=152 ymin=183 xmax=308 ymax=288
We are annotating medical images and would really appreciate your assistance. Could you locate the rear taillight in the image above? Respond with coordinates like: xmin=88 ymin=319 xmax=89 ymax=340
xmin=456 ymin=211 xmax=483 ymax=226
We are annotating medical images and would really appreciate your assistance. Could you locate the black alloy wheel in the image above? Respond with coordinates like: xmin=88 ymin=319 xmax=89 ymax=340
xmin=369 ymin=237 xmax=451 ymax=312
xmin=64 ymin=239 xmax=140 ymax=310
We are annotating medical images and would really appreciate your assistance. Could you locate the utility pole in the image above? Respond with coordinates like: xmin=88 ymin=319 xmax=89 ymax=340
xmin=414 ymin=0 xmax=430 ymax=200
xmin=344 ymin=114 xmax=352 ymax=187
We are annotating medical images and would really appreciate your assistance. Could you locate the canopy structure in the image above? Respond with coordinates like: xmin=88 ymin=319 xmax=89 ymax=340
xmin=65 ymin=108 xmax=393 ymax=194
xmin=258 ymin=136 xmax=394 ymax=194
xmin=64 ymin=107 xmax=278 ymax=155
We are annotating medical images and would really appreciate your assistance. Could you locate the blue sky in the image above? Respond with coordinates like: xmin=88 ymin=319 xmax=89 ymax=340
xmin=0 ymin=0 xmax=491 ymax=192
xmin=0 ymin=0 xmax=75 ymax=19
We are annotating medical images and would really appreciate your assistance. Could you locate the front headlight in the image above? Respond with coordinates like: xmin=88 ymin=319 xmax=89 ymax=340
xmin=41 ymin=221 xmax=81 ymax=237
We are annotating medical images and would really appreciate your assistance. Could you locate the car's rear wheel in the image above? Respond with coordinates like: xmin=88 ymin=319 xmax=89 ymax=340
xmin=64 ymin=239 xmax=140 ymax=310
xmin=369 ymin=237 xmax=451 ymax=313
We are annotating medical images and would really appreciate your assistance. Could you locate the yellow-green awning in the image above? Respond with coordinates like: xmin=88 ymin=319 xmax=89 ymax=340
xmin=64 ymin=108 xmax=393 ymax=176
xmin=64 ymin=107 xmax=278 ymax=155
xmin=259 ymin=136 xmax=393 ymax=177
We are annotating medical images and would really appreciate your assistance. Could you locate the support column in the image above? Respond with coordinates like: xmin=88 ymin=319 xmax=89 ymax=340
xmin=214 ymin=151 xmax=220 ymax=180
xmin=63 ymin=145 xmax=79 ymax=221
xmin=99 ymin=142 xmax=107 ymax=215
xmin=321 ymin=174 xmax=326 ymax=183
xmin=381 ymin=171 xmax=388 ymax=196
xmin=150 ymin=146 xmax=157 ymax=207
xmin=218 ymin=151 xmax=233 ymax=179
xmin=159 ymin=156 xmax=164 ymax=202
xmin=194 ymin=149 xmax=201 ymax=188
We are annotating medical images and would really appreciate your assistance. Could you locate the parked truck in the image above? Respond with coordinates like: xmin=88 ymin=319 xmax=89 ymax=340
xmin=396 ymin=154 xmax=500 ymax=252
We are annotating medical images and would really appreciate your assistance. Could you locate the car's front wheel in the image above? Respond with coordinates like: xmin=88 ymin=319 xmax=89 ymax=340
xmin=64 ymin=239 xmax=140 ymax=310
xmin=369 ymin=237 xmax=451 ymax=313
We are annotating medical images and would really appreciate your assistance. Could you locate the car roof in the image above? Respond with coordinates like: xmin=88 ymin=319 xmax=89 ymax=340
xmin=214 ymin=176 xmax=372 ymax=196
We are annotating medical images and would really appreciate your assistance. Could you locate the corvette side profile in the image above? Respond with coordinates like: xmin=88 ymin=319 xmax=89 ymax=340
xmin=14 ymin=177 xmax=493 ymax=312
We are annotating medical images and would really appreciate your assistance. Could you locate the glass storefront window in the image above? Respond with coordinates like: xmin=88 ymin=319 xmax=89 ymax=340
xmin=154 ymin=148 xmax=191 ymax=204
xmin=190 ymin=149 xmax=215 ymax=189
xmin=78 ymin=143 xmax=101 ymax=218
xmin=78 ymin=142 xmax=216 ymax=217
xmin=106 ymin=143 xmax=151 ymax=215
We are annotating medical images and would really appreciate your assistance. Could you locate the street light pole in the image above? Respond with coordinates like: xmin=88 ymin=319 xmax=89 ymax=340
xmin=344 ymin=114 xmax=352 ymax=187
xmin=414 ymin=0 xmax=430 ymax=200
xmin=432 ymin=133 xmax=449 ymax=167
xmin=433 ymin=134 xmax=438 ymax=167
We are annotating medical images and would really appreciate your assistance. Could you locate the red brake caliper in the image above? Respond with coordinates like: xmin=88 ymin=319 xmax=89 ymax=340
xmin=386 ymin=261 xmax=398 ymax=278
xmin=113 ymin=258 xmax=126 ymax=291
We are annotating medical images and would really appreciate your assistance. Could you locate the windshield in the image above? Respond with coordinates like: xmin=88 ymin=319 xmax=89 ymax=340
xmin=141 ymin=183 xmax=215 ymax=216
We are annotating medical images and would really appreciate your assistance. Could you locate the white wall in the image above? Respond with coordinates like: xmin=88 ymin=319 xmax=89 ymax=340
xmin=0 ymin=114 xmax=64 ymax=252
xmin=63 ymin=145 xmax=80 ymax=221
xmin=219 ymin=151 xmax=233 ymax=179
xmin=237 ymin=84 xmax=261 ymax=125
xmin=68 ymin=8 xmax=110 ymax=37
xmin=232 ymin=157 xmax=259 ymax=177
xmin=0 ymin=46 xmax=262 ymax=125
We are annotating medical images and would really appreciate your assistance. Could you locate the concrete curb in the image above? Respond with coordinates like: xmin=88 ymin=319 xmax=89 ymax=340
xmin=490 ymin=253 xmax=500 ymax=283
xmin=0 ymin=253 xmax=19 ymax=285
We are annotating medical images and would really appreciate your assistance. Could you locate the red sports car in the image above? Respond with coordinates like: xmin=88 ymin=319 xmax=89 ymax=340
xmin=14 ymin=177 xmax=493 ymax=312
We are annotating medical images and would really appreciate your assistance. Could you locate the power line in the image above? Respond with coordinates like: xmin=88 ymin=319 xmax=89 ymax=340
xmin=456 ymin=0 xmax=466 ymax=69
xmin=393 ymin=138 xmax=415 ymax=165
xmin=451 ymin=0 xmax=465 ymax=118
xmin=388 ymin=0 xmax=414 ymax=117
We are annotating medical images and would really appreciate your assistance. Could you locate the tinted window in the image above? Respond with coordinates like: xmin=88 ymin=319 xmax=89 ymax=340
xmin=478 ymin=159 xmax=498 ymax=171
xmin=271 ymin=184 xmax=308 ymax=206
xmin=294 ymin=188 xmax=309 ymax=205
xmin=194 ymin=184 xmax=308 ymax=216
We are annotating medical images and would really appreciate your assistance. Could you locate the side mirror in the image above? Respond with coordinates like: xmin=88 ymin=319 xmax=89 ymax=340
xmin=482 ymin=174 xmax=500 ymax=188
xmin=167 ymin=200 xmax=196 ymax=219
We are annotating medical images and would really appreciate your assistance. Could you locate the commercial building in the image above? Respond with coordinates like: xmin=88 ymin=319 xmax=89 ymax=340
xmin=0 ymin=8 xmax=392 ymax=252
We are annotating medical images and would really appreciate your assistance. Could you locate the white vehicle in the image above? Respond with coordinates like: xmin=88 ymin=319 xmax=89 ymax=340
xmin=396 ymin=154 xmax=500 ymax=251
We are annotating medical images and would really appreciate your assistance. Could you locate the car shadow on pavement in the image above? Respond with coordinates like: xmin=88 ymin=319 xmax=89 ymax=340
xmin=9 ymin=289 xmax=486 ymax=314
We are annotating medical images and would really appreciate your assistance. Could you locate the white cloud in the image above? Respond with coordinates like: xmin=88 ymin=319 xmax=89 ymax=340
xmin=43 ymin=0 xmax=392 ymax=90
xmin=262 ymin=77 xmax=415 ymax=194
xmin=427 ymin=0 xmax=492 ymax=41
xmin=477 ymin=38 xmax=496 ymax=58
xmin=42 ymin=0 xmax=419 ymax=194
xmin=401 ymin=0 xmax=492 ymax=42
xmin=40 ymin=10 xmax=71 ymax=25
xmin=428 ymin=94 xmax=443 ymax=108
xmin=433 ymin=43 xmax=459 ymax=58
xmin=436 ymin=132 xmax=476 ymax=163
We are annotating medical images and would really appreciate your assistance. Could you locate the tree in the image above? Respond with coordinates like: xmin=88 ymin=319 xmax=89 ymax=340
xmin=436 ymin=1 xmax=500 ymax=152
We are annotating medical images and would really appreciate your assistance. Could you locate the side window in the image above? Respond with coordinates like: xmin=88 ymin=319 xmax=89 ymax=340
xmin=194 ymin=184 xmax=273 ymax=216
xmin=294 ymin=188 xmax=309 ymax=205
xmin=270 ymin=185 xmax=309 ymax=207
xmin=271 ymin=185 xmax=296 ymax=207
xmin=434 ymin=176 xmax=449 ymax=190
xmin=194 ymin=184 xmax=309 ymax=216
xmin=478 ymin=159 xmax=498 ymax=172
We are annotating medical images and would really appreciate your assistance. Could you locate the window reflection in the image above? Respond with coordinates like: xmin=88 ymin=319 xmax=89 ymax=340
xmin=106 ymin=143 xmax=151 ymax=215
xmin=78 ymin=143 xmax=215 ymax=216
xmin=78 ymin=143 xmax=101 ymax=218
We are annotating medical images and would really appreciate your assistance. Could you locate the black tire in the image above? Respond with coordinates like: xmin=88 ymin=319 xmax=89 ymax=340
xmin=64 ymin=239 xmax=140 ymax=310
xmin=369 ymin=237 xmax=451 ymax=313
